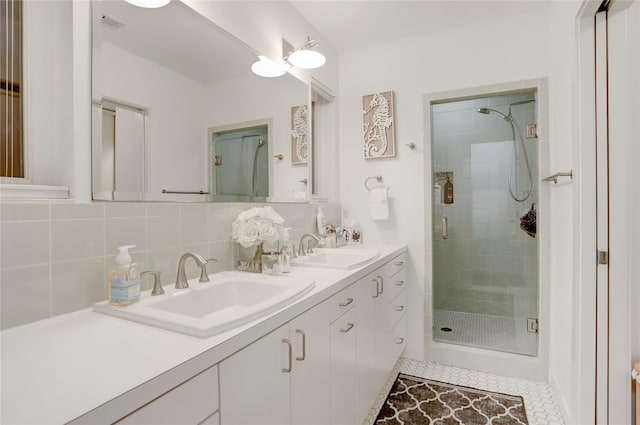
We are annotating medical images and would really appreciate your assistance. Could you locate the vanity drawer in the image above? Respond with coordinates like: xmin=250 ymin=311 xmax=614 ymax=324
xmin=387 ymin=289 xmax=407 ymax=330
xmin=117 ymin=365 xmax=219 ymax=425
xmin=384 ymin=253 xmax=407 ymax=279
xmin=385 ymin=268 xmax=407 ymax=305
xmin=330 ymin=284 xmax=357 ymax=323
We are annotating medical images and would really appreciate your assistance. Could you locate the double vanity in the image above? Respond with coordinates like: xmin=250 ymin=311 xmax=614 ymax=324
xmin=1 ymin=244 xmax=407 ymax=425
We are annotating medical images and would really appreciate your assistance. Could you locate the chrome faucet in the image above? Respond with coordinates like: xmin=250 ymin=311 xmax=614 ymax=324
xmin=141 ymin=270 xmax=164 ymax=295
xmin=298 ymin=233 xmax=321 ymax=256
xmin=175 ymin=252 xmax=217 ymax=289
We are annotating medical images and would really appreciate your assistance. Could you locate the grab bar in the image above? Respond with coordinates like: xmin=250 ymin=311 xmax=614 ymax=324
xmin=542 ymin=171 xmax=572 ymax=184
xmin=442 ymin=215 xmax=448 ymax=240
xmin=162 ymin=189 xmax=209 ymax=195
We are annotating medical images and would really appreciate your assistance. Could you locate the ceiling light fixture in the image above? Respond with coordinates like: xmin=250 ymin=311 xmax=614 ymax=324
xmin=123 ymin=0 xmax=171 ymax=9
xmin=251 ymin=56 xmax=287 ymax=78
xmin=285 ymin=36 xmax=326 ymax=69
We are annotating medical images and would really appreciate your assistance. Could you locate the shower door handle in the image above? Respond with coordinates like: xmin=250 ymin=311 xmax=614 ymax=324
xmin=442 ymin=215 xmax=448 ymax=240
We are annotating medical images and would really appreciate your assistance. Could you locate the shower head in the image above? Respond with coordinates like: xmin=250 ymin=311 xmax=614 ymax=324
xmin=476 ymin=107 xmax=510 ymax=121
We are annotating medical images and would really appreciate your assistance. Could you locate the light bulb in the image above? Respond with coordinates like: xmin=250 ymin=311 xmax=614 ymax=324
xmin=251 ymin=56 xmax=286 ymax=78
xmin=124 ymin=0 xmax=171 ymax=8
xmin=287 ymin=49 xmax=326 ymax=69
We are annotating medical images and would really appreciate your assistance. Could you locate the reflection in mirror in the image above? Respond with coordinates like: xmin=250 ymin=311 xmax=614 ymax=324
xmin=91 ymin=0 xmax=310 ymax=202
xmin=208 ymin=122 xmax=269 ymax=202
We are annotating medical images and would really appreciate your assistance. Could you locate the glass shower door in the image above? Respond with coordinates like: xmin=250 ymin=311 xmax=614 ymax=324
xmin=431 ymin=93 xmax=539 ymax=356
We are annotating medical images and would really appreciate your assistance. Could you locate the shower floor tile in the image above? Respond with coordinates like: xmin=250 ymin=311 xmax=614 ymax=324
xmin=434 ymin=309 xmax=537 ymax=356
xmin=364 ymin=358 xmax=565 ymax=425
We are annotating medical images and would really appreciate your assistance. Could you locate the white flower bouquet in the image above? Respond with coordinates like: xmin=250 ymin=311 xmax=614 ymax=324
xmin=231 ymin=206 xmax=285 ymax=248
xmin=232 ymin=206 xmax=285 ymax=273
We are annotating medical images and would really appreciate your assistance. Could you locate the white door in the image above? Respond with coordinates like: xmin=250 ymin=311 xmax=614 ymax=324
xmin=594 ymin=2 xmax=637 ymax=423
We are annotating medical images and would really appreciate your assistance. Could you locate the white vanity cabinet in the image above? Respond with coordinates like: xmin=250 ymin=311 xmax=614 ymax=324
xmin=218 ymin=302 xmax=331 ymax=425
xmin=329 ymin=289 xmax=358 ymax=425
xmin=116 ymin=365 xmax=219 ymax=425
xmin=355 ymin=253 xmax=407 ymax=420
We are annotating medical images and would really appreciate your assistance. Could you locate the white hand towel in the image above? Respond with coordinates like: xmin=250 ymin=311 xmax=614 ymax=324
xmin=370 ymin=186 xmax=389 ymax=220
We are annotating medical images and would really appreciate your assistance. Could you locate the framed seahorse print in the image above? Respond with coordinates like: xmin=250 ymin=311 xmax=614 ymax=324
xmin=290 ymin=104 xmax=308 ymax=164
xmin=362 ymin=91 xmax=396 ymax=159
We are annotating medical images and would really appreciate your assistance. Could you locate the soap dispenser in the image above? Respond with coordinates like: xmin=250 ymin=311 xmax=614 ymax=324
xmin=108 ymin=245 xmax=140 ymax=306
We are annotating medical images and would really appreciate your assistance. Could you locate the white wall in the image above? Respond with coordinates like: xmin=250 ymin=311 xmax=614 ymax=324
xmin=338 ymin=7 xmax=556 ymax=363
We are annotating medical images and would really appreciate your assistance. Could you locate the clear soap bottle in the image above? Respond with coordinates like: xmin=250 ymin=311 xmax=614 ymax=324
xmin=108 ymin=245 xmax=140 ymax=306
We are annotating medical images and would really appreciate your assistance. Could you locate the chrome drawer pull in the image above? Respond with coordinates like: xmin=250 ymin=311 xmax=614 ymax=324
xmin=340 ymin=323 xmax=354 ymax=333
xmin=339 ymin=298 xmax=354 ymax=307
xmin=282 ymin=339 xmax=292 ymax=372
xmin=295 ymin=329 xmax=306 ymax=361
xmin=372 ymin=278 xmax=380 ymax=298
xmin=395 ymin=305 xmax=405 ymax=312
xmin=395 ymin=337 xmax=405 ymax=344
xmin=377 ymin=275 xmax=384 ymax=295
xmin=394 ymin=280 xmax=405 ymax=286
xmin=394 ymin=261 xmax=405 ymax=266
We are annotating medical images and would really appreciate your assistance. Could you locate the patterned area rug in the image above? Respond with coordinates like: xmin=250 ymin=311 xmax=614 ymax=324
xmin=375 ymin=373 xmax=529 ymax=425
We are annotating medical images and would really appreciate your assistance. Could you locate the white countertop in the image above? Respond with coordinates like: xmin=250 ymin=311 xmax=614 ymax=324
xmin=1 ymin=244 xmax=406 ymax=425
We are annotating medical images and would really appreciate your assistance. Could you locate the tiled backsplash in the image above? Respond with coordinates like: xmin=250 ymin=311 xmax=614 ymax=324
xmin=0 ymin=201 xmax=340 ymax=330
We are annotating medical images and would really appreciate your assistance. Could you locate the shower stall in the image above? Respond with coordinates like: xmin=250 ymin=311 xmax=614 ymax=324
xmin=430 ymin=91 xmax=539 ymax=357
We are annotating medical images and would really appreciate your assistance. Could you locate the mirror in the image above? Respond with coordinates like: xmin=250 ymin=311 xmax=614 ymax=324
xmin=91 ymin=0 xmax=310 ymax=202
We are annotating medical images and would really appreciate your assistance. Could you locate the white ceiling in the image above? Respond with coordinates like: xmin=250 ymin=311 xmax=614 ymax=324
xmin=289 ymin=0 xmax=552 ymax=53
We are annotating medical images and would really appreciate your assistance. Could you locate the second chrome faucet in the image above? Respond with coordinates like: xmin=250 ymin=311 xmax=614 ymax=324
xmin=175 ymin=252 xmax=217 ymax=289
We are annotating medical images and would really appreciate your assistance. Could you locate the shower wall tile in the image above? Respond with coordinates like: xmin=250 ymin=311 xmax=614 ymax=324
xmin=0 ymin=201 xmax=334 ymax=330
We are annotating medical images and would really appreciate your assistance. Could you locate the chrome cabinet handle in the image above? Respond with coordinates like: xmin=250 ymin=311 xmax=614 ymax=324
xmin=377 ymin=275 xmax=384 ymax=295
xmin=340 ymin=323 xmax=354 ymax=333
xmin=442 ymin=215 xmax=448 ymax=240
xmin=393 ymin=261 xmax=405 ymax=266
xmin=339 ymin=298 xmax=354 ymax=307
xmin=295 ymin=329 xmax=306 ymax=361
xmin=372 ymin=278 xmax=380 ymax=298
xmin=395 ymin=305 xmax=405 ymax=312
xmin=394 ymin=280 xmax=405 ymax=286
xmin=282 ymin=339 xmax=292 ymax=372
xmin=395 ymin=337 xmax=405 ymax=344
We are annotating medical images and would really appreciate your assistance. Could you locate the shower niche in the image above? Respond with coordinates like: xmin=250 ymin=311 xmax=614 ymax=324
xmin=430 ymin=90 xmax=539 ymax=357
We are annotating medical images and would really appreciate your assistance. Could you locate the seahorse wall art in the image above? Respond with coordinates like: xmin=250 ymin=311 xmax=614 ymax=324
xmin=362 ymin=91 xmax=396 ymax=159
xmin=290 ymin=105 xmax=308 ymax=164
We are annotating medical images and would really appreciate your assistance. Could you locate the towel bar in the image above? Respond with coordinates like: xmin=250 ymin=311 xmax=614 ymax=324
xmin=162 ymin=190 xmax=209 ymax=195
xmin=542 ymin=171 xmax=573 ymax=184
xmin=364 ymin=175 xmax=383 ymax=191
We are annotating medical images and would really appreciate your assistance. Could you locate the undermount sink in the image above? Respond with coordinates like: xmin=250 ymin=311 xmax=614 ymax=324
xmin=291 ymin=248 xmax=380 ymax=270
xmin=93 ymin=271 xmax=315 ymax=338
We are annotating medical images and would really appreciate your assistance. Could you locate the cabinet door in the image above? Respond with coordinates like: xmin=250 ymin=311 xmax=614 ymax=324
xmin=219 ymin=324 xmax=291 ymax=425
xmin=330 ymin=308 xmax=357 ymax=425
xmin=355 ymin=272 xmax=385 ymax=421
xmin=290 ymin=302 xmax=331 ymax=425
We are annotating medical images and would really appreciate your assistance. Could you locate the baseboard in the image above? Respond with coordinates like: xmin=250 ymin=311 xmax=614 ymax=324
xmin=549 ymin=372 xmax=572 ymax=424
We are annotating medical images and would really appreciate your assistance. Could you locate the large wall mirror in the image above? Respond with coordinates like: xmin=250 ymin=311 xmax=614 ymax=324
xmin=91 ymin=0 xmax=310 ymax=202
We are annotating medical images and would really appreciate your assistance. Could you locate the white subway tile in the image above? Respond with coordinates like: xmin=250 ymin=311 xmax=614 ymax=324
xmin=52 ymin=258 xmax=106 ymax=315
xmin=1 ymin=265 xmax=51 ymax=329
xmin=51 ymin=219 xmax=104 ymax=261
xmin=105 ymin=217 xmax=147 ymax=254
xmin=1 ymin=221 xmax=50 ymax=268
xmin=1 ymin=202 xmax=49 ymax=221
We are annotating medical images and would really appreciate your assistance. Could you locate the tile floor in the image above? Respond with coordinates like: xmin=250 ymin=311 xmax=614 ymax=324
xmin=364 ymin=357 xmax=565 ymax=425
xmin=433 ymin=309 xmax=538 ymax=356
